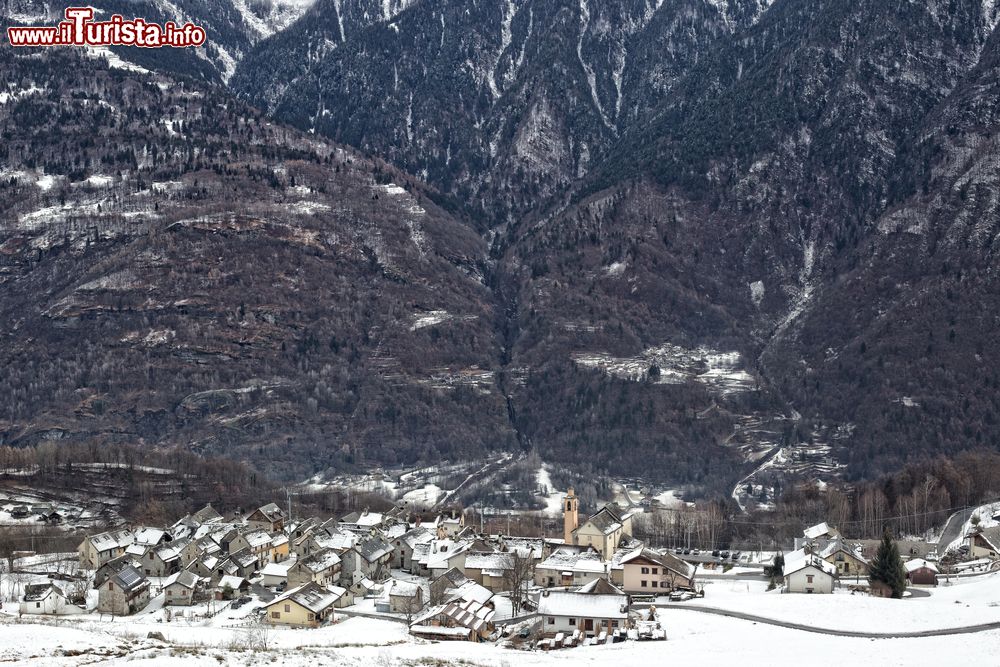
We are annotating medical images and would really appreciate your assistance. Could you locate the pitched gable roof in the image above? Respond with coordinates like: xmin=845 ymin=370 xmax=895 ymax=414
xmin=620 ymin=547 xmax=695 ymax=579
xmin=538 ymin=590 xmax=628 ymax=619
xmin=576 ymin=578 xmax=625 ymax=595
xmin=164 ymin=570 xmax=199 ymax=589
xmin=269 ymin=582 xmax=343 ymax=614
xmin=579 ymin=506 xmax=626 ymax=536
xmin=110 ymin=565 xmax=149 ymax=593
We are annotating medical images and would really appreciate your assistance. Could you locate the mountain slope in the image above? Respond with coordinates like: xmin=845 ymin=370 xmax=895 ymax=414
xmin=232 ymin=0 xmax=772 ymax=225
xmin=0 ymin=46 xmax=515 ymax=479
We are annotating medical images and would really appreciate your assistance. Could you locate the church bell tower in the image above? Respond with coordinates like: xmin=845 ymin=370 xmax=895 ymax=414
xmin=563 ymin=487 xmax=579 ymax=545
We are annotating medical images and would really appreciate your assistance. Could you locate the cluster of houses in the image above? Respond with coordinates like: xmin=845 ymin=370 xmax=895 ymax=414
xmin=5 ymin=502 xmax=77 ymax=525
xmin=22 ymin=488 xmax=996 ymax=644
xmin=18 ymin=488 xmax=696 ymax=646
xmin=779 ymin=521 xmax=1000 ymax=594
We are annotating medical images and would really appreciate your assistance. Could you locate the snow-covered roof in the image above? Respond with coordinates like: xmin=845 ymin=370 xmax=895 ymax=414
xmin=464 ymin=553 xmax=512 ymax=571
xmin=580 ymin=506 xmax=625 ymax=536
xmin=133 ymin=527 xmax=167 ymax=546
xmin=537 ymin=591 xmax=629 ymax=619
xmin=410 ymin=625 xmax=471 ymax=638
xmin=339 ymin=510 xmax=384 ymax=528
xmin=260 ymin=562 xmax=292 ymax=578
xmin=243 ymin=530 xmax=273 ymax=549
xmin=87 ymin=528 xmax=134 ymax=552
xmin=125 ymin=543 xmax=147 ymax=557
xmin=314 ymin=531 xmax=357 ymax=552
xmin=163 ymin=570 xmax=199 ymax=589
xmin=251 ymin=503 xmax=285 ymax=522
xmin=783 ymin=552 xmax=837 ymax=577
xmin=538 ymin=548 xmax=610 ymax=574
xmin=154 ymin=543 xmax=184 ymax=562
xmin=385 ymin=524 xmax=408 ymax=540
xmin=905 ymin=558 xmax=939 ymax=574
xmin=803 ymin=522 xmax=837 ymax=540
xmin=23 ymin=583 xmax=60 ymax=602
xmin=820 ymin=540 xmax=869 ymax=564
xmin=218 ymin=575 xmax=246 ymax=590
xmin=401 ymin=527 xmax=433 ymax=549
xmin=576 ymin=578 xmax=625 ymax=595
xmin=355 ymin=535 xmax=393 ymax=563
xmin=387 ymin=579 xmax=421 ymax=598
xmin=298 ymin=549 xmax=342 ymax=573
xmin=412 ymin=597 xmax=495 ymax=633
xmin=421 ymin=539 xmax=471 ymax=569
xmin=269 ymin=582 xmax=342 ymax=614
xmin=620 ymin=547 xmax=695 ymax=579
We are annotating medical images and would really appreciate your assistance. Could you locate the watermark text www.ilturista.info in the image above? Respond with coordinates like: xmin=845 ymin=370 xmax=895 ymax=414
xmin=7 ymin=7 xmax=206 ymax=48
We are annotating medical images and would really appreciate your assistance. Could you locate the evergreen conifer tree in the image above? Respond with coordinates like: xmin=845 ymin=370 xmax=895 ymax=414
xmin=869 ymin=530 xmax=907 ymax=598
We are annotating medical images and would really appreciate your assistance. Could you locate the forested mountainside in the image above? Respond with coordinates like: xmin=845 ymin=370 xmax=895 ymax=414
xmin=2 ymin=0 xmax=320 ymax=81
xmin=568 ymin=0 xmax=1000 ymax=479
xmin=4 ymin=0 xmax=1000 ymax=497
xmin=233 ymin=0 xmax=1000 ymax=489
xmin=231 ymin=0 xmax=775 ymax=227
xmin=0 ymin=46 xmax=515 ymax=480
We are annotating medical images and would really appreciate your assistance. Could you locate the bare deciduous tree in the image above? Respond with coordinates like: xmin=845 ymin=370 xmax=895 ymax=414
xmin=503 ymin=551 xmax=535 ymax=617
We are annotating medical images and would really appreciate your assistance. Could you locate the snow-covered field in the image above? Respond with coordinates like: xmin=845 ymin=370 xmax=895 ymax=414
xmin=693 ymin=572 xmax=1000 ymax=633
xmin=3 ymin=590 xmax=999 ymax=666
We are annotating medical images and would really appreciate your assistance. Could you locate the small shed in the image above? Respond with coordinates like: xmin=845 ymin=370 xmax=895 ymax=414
xmin=905 ymin=559 xmax=939 ymax=586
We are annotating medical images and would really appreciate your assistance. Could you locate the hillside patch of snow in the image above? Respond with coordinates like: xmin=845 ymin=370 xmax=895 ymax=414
xmin=572 ymin=343 xmax=756 ymax=394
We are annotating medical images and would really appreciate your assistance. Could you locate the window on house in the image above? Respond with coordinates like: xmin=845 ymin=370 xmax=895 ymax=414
xmin=611 ymin=621 xmax=618 ymax=628
xmin=108 ymin=582 xmax=113 ymax=590
xmin=284 ymin=604 xmax=291 ymax=612
xmin=36 ymin=602 xmax=40 ymax=608
xmin=640 ymin=581 xmax=647 ymax=588
xmin=806 ymin=575 xmax=814 ymax=584
xmin=548 ymin=617 xmax=555 ymax=625
xmin=661 ymin=582 xmax=670 ymax=588
xmin=651 ymin=568 xmax=658 ymax=575
xmin=569 ymin=618 xmax=575 ymax=626
xmin=271 ymin=611 xmax=280 ymax=619
xmin=640 ymin=567 xmax=649 ymax=574
xmin=308 ymin=613 xmax=314 ymax=621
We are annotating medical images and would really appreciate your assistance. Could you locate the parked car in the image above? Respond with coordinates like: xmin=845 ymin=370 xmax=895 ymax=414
xmin=712 ymin=550 xmax=720 ymax=557
xmin=692 ymin=549 xmax=701 ymax=555
xmin=683 ymin=548 xmax=691 ymax=555
xmin=669 ymin=590 xmax=696 ymax=602
xmin=720 ymin=551 xmax=730 ymax=559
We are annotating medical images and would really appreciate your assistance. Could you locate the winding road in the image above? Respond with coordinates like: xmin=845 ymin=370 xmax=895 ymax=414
xmin=938 ymin=507 xmax=976 ymax=554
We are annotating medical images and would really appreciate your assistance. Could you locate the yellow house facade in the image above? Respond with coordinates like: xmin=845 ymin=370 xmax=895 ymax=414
xmin=264 ymin=582 xmax=340 ymax=628
xmin=570 ymin=505 xmax=633 ymax=559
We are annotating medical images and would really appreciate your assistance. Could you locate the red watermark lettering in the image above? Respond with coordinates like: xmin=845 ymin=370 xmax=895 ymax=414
xmin=7 ymin=7 xmax=206 ymax=48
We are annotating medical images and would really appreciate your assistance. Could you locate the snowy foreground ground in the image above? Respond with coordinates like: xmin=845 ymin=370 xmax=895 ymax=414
xmin=2 ymin=573 xmax=999 ymax=666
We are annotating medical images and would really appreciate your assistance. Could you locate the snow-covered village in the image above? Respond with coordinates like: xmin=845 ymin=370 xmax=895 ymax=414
xmin=8 ymin=1 xmax=1000 ymax=665
xmin=1 ymin=486 xmax=999 ymax=665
